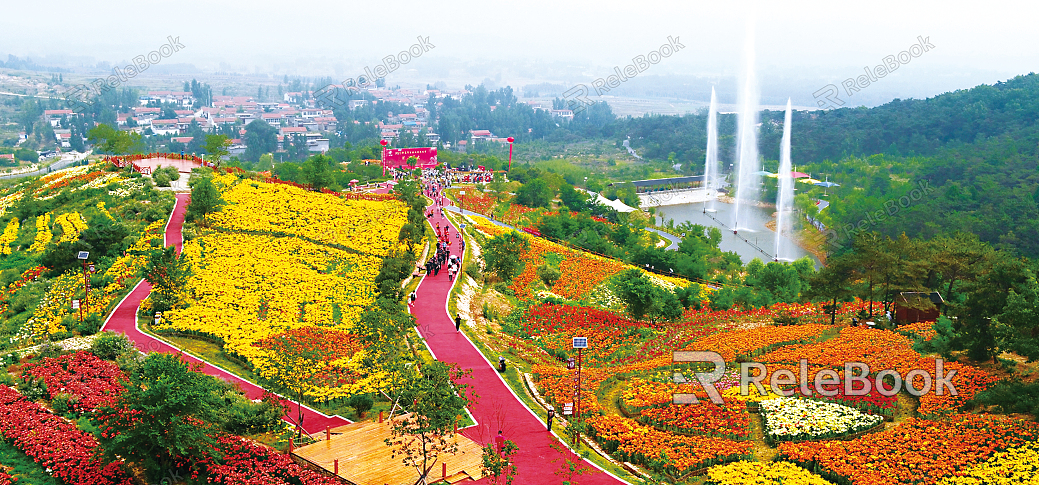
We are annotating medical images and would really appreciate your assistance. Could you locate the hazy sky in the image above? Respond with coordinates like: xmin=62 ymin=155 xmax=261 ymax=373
xmin=2 ymin=0 xmax=1036 ymax=102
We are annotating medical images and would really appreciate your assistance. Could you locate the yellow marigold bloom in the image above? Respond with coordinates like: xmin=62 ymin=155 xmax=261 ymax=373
xmin=939 ymin=441 xmax=1039 ymax=485
xmin=29 ymin=213 xmax=53 ymax=252
xmin=0 ymin=217 xmax=18 ymax=255
xmin=707 ymin=461 xmax=836 ymax=485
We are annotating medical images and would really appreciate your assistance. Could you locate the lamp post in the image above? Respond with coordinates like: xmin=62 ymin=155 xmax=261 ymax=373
xmin=380 ymin=139 xmax=389 ymax=177
xmin=77 ymin=251 xmax=90 ymax=322
xmin=572 ymin=336 xmax=587 ymax=444
xmin=506 ymin=137 xmax=514 ymax=171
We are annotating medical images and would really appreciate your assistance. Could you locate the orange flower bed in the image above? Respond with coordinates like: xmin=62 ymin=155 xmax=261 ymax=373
xmin=777 ymin=414 xmax=1039 ymax=485
xmin=770 ymin=300 xmax=871 ymax=325
xmin=449 ymin=188 xmax=496 ymax=215
xmin=688 ymin=324 xmax=834 ymax=362
xmin=618 ymin=377 xmax=749 ymax=439
xmin=476 ymin=218 xmax=625 ymax=300
xmin=508 ymin=236 xmax=548 ymax=299
xmin=753 ymin=327 xmax=998 ymax=415
xmin=531 ymin=363 xmax=606 ymax=416
xmin=500 ymin=204 xmax=541 ymax=226
xmin=553 ymin=251 xmax=625 ymax=299
xmin=524 ymin=303 xmax=660 ymax=367
xmin=899 ymin=320 xmax=937 ymax=341
xmin=621 ymin=378 xmax=685 ymax=410
xmin=916 ymin=360 xmax=1001 ymax=416
xmin=588 ymin=415 xmax=751 ymax=475
xmin=757 ymin=327 xmax=920 ymax=373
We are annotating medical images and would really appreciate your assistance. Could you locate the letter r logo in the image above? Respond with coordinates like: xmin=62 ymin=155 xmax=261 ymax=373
xmin=672 ymin=351 xmax=725 ymax=404
xmin=813 ymin=84 xmax=844 ymax=109
xmin=562 ymin=84 xmax=593 ymax=114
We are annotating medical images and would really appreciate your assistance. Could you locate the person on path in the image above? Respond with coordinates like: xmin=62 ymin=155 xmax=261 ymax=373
xmin=455 ymin=315 xmax=462 ymax=332
xmin=495 ymin=431 xmax=505 ymax=454
xmin=547 ymin=408 xmax=555 ymax=432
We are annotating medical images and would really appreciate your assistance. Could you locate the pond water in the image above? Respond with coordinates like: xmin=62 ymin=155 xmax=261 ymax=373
xmin=655 ymin=201 xmax=820 ymax=267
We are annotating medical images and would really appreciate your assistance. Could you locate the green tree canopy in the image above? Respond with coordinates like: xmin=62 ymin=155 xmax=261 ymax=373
xmin=203 ymin=134 xmax=231 ymax=165
xmin=144 ymin=245 xmax=193 ymax=314
xmin=243 ymin=120 xmax=278 ymax=161
xmin=482 ymin=231 xmax=530 ymax=282
xmin=514 ymin=178 xmax=554 ymax=208
xmin=386 ymin=360 xmax=475 ymax=485
xmin=301 ymin=154 xmax=336 ymax=190
xmin=185 ymin=174 xmax=225 ymax=226
xmin=87 ymin=123 xmax=145 ymax=154
xmin=94 ymin=353 xmax=225 ymax=482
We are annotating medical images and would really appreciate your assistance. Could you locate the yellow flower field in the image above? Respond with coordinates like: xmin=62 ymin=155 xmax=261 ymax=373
xmin=707 ymin=461 xmax=836 ymax=485
xmin=54 ymin=212 xmax=87 ymax=243
xmin=208 ymin=174 xmax=408 ymax=256
xmin=0 ymin=218 xmax=18 ymax=255
xmin=937 ymin=440 xmax=1039 ymax=484
xmin=28 ymin=213 xmax=52 ymax=252
xmin=159 ymin=178 xmax=409 ymax=399
xmin=162 ymin=231 xmax=381 ymax=352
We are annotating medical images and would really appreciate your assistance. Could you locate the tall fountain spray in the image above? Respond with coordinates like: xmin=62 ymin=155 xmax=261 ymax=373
xmin=774 ymin=99 xmax=794 ymax=261
xmin=731 ymin=25 xmax=760 ymax=232
xmin=704 ymin=87 xmax=718 ymax=212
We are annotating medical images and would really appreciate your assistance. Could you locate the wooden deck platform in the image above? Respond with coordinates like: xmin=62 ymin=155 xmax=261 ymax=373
xmin=293 ymin=416 xmax=485 ymax=485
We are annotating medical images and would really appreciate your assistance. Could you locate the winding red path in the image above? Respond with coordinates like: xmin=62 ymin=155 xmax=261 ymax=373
xmin=100 ymin=192 xmax=351 ymax=435
xmin=101 ymin=178 xmax=627 ymax=482
xmin=415 ymin=193 xmax=627 ymax=484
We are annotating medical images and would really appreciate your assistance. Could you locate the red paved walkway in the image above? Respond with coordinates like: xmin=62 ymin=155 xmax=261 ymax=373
xmin=100 ymin=192 xmax=350 ymax=435
xmin=414 ymin=189 xmax=627 ymax=484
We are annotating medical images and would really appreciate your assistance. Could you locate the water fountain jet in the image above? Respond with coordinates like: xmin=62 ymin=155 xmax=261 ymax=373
xmin=774 ymin=99 xmax=794 ymax=261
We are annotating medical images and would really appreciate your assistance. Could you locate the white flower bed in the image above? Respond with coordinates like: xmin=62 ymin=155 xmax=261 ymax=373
xmin=759 ymin=397 xmax=883 ymax=444
xmin=0 ymin=190 xmax=22 ymax=217
xmin=109 ymin=179 xmax=145 ymax=197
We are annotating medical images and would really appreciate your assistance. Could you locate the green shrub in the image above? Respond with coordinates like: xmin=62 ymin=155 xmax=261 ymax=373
xmin=348 ymin=394 xmax=374 ymax=418
xmin=971 ymin=381 xmax=1039 ymax=418
xmin=536 ymin=263 xmax=561 ymax=287
xmin=465 ymin=262 xmax=482 ymax=283
xmin=220 ymin=392 xmax=286 ymax=434
xmin=153 ymin=171 xmax=171 ymax=187
xmin=74 ymin=313 xmax=103 ymax=335
xmin=34 ymin=344 xmax=63 ymax=361
xmin=91 ymin=332 xmax=134 ymax=360
xmin=51 ymin=393 xmax=79 ymax=416
xmin=492 ymin=282 xmax=514 ymax=296
xmin=160 ymin=166 xmax=181 ymax=181
xmin=482 ymin=303 xmax=497 ymax=322
xmin=17 ymin=376 xmax=48 ymax=401
xmin=498 ymin=307 xmax=525 ymax=337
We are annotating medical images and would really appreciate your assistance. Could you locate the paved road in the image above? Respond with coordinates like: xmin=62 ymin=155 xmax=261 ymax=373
xmin=0 ymin=151 xmax=91 ymax=180
xmin=644 ymin=227 xmax=681 ymax=250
